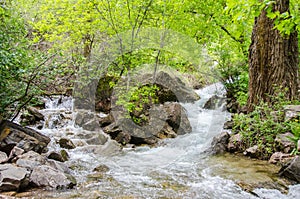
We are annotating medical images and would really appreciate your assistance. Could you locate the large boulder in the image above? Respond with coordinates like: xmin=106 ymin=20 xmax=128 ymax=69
xmin=15 ymin=151 xmax=46 ymax=170
xmin=279 ymin=156 xmax=300 ymax=183
xmin=143 ymin=71 xmax=200 ymax=103
xmin=29 ymin=165 xmax=76 ymax=189
xmin=94 ymin=72 xmax=199 ymax=116
xmin=104 ymin=102 xmax=192 ymax=145
xmin=0 ymin=164 xmax=29 ymax=191
xmin=0 ymin=120 xmax=50 ymax=154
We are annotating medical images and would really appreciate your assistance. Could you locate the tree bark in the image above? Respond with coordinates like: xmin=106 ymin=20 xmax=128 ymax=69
xmin=247 ymin=0 xmax=299 ymax=111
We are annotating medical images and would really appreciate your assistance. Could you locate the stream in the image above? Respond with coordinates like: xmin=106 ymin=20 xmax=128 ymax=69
xmin=23 ymin=84 xmax=300 ymax=199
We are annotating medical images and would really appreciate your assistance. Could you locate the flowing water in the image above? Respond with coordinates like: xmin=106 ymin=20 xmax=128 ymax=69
xmin=22 ymin=84 xmax=300 ymax=199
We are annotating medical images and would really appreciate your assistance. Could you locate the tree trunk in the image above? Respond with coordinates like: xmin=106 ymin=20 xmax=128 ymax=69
xmin=247 ymin=0 xmax=299 ymax=111
xmin=83 ymin=34 xmax=94 ymax=61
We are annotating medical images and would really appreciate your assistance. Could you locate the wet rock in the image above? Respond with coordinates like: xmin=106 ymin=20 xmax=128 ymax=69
xmin=106 ymin=102 xmax=192 ymax=146
xmin=0 ymin=151 xmax=8 ymax=163
xmin=223 ymin=120 xmax=234 ymax=129
xmin=227 ymin=133 xmax=243 ymax=152
xmin=150 ymin=71 xmax=200 ymax=103
xmin=82 ymin=119 xmax=100 ymax=131
xmin=156 ymin=124 xmax=177 ymax=139
xmin=20 ymin=111 xmax=36 ymax=126
xmin=99 ymin=113 xmax=114 ymax=127
xmin=243 ymin=145 xmax=259 ymax=158
xmin=60 ymin=150 xmax=69 ymax=161
xmin=269 ymin=152 xmax=293 ymax=165
xmin=58 ymin=138 xmax=76 ymax=149
xmin=284 ymin=105 xmax=300 ymax=121
xmin=0 ymin=120 xmax=50 ymax=154
xmin=0 ymin=191 xmax=17 ymax=197
xmin=46 ymin=159 xmax=70 ymax=174
xmin=85 ymin=133 xmax=108 ymax=145
xmin=226 ymin=99 xmax=239 ymax=113
xmin=44 ymin=112 xmax=72 ymax=129
xmin=103 ymin=123 xmax=122 ymax=138
xmin=29 ymin=165 xmax=76 ymax=189
xmin=203 ymin=95 xmax=226 ymax=110
xmin=164 ymin=102 xmax=192 ymax=135
xmin=47 ymin=151 xmax=66 ymax=162
xmin=93 ymin=164 xmax=110 ymax=173
xmin=19 ymin=106 xmax=44 ymax=126
xmin=15 ymin=151 xmax=46 ymax=170
xmin=87 ymin=140 xmax=122 ymax=156
xmin=74 ymin=111 xmax=100 ymax=131
xmin=114 ymin=132 xmax=131 ymax=145
xmin=86 ymin=172 xmax=106 ymax=182
xmin=27 ymin=106 xmax=44 ymax=121
xmin=208 ymin=131 xmax=230 ymax=155
xmin=7 ymin=146 xmax=24 ymax=162
xmin=275 ymin=133 xmax=295 ymax=153
xmin=0 ymin=164 xmax=29 ymax=191
xmin=279 ymin=156 xmax=300 ymax=183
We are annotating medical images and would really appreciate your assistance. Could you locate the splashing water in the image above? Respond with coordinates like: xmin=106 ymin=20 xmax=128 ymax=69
xmin=30 ymin=84 xmax=300 ymax=199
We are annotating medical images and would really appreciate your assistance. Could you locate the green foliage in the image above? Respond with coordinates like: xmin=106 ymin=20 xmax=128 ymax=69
xmin=232 ymin=90 xmax=298 ymax=159
xmin=108 ymin=49 xmax=199 ymax=77
xmin=116 ymin=84 xmax=159 ymax=125
xmin=2 ymin=0 xmax=298 ymax=124
xmin=265 ymin=0 xmax=300 ymax=36
xmin=211 ymin=44 xmax=249 ymax=107
xmin=0 ymin=3 xmax=36 ymax=118
xmin=288 ymin=122 xmax=300 ymax=155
